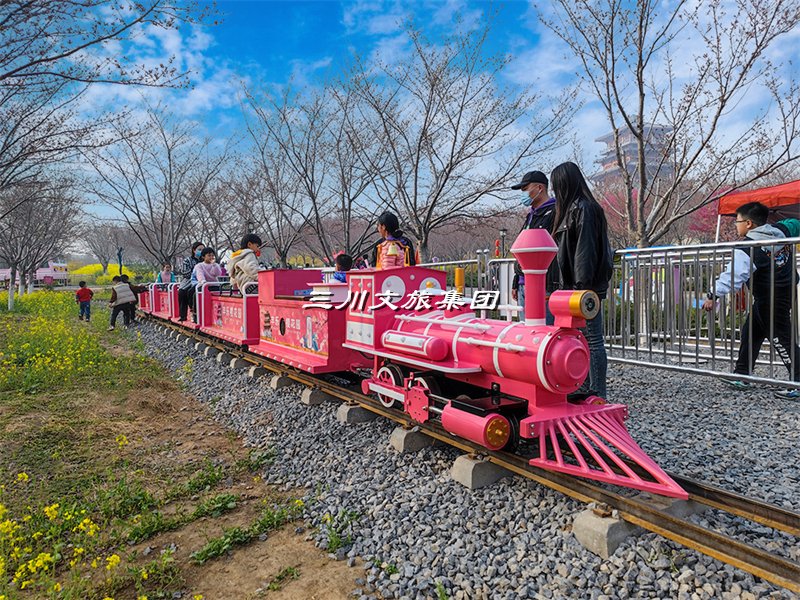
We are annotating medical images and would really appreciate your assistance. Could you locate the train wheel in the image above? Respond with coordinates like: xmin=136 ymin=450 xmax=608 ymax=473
xmin=376 ymin=364 xmax=404 ymax=408
xmin=502 ymin=414 xmax=521 ymax=453
xmin=414 ymin=375 xmax=440 ymax=396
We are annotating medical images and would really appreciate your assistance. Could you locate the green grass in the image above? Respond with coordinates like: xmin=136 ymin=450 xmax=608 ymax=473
xmin=436 ymin=580 xmax=450 ymax=600
xmin=190 ymin=503 xmax=302 ymax=564
xmin=267 ymin=566 xmax=300 ymax=591
xmin=165 ymin=459 xmax=227 ymax=501
xmin=321 ymin=508 xmax=360 ymax=552
xmin=127 ymin=494 xmax=240 ymax=543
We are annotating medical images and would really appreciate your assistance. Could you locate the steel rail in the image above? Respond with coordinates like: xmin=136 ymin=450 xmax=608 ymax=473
xmin=149 ymin=318 xmax=800 ymax=592
xmin=669 ymin=474 xmax=800 ymax=538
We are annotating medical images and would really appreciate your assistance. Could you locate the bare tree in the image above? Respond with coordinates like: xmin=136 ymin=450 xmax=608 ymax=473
xmin=235 ymin=155 xmax=311 ymax=268
xmin=242 ymin=84 xmax=382 ymax=264
xmin=0 ymin=0 xmax=211 ymax=225
xmin=0 ymin=179 xmax=79 ymax=308
xmin=82 ymin=221 xmax=132 ymax=273
xmin=239 ymin=99 xmax=319 ymax=267
xmin=349 ymin=22 xmax=573 ymax=261
xmin=189 ymin=175 xmax=249 ymax=258
xmin=86 ymin=105 xmax=230 ymax=265
xmin=543 ymin=0 xmax=800 ymax=247
xmin=0 ymin=0 xmax=209 ymax=88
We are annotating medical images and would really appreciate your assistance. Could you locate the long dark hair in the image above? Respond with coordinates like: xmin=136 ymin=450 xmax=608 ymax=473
xmin=378 ymin=211 xmax=400 ymax=235
xmin=550 ymin=162 xmax=597 ymax=233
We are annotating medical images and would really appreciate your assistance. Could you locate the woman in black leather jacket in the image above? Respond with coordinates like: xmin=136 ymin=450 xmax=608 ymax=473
xmin=550 ymin=162 xmax=614 ymax=399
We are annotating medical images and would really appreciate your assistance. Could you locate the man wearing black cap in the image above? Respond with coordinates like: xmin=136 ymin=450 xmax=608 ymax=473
xmin=510 ymin=171 xmax=559 ymax=324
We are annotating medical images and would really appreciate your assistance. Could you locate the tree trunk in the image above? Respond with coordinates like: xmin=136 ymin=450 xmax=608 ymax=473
xmin=7 ymin=266 xmax=16 ymax=310
xmin=418 ymin=231 xmax=430 ymax=264
xmin=101 ymin=260 xmax=109 ymax=274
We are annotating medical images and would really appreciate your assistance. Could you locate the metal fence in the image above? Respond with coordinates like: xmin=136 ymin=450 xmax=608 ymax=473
xmin=331 ymin=238 xmax=799 ymax=388
xmin=605 ymin=238 xmax=800 ymax=388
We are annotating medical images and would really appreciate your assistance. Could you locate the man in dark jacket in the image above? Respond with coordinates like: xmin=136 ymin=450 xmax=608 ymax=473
xmin=510 ymin=170 xmax=559 ymax=324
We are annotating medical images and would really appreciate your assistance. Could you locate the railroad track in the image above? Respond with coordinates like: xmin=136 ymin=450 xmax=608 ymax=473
xmin=147 ymin=317 xmax=800 ymax=592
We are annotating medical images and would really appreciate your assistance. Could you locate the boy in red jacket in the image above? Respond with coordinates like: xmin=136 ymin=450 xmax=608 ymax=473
xmin=75 ymin=280 xmax=94 ymax=322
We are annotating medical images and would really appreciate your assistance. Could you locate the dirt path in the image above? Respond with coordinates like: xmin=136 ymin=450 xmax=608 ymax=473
xmin=117 ymin=377 xmax=362 ymax=599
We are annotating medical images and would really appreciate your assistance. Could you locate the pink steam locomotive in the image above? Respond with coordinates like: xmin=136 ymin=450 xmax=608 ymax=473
xmin=138 ymin=229 xmax=686 ymax=499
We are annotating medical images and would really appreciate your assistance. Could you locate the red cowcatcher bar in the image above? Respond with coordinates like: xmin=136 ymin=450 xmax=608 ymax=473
xmin=510 ymin=229 xmax=558 ymax=326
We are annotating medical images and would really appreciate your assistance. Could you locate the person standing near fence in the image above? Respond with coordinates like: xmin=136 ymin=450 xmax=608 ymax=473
xmin=550 ymin=162 xmax=614 ymax=399
xmin=702 ymin=201 xmax=800 ymax=398
xmin=510 ymin=170 xmax=559 ymax=325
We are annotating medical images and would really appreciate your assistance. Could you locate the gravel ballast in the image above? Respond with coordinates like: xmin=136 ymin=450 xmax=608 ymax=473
xmin=136 ymin=323 xmax=799 ymax=600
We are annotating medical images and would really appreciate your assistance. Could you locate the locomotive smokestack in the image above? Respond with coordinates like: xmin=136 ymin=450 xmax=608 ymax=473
xmin=510 ymin=229 xmax=558 ymax=326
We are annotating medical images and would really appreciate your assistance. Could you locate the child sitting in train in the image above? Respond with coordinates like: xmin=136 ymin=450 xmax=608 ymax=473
xmin=156 ymin=263 xmax=175 ymax=283
xmin=228 ymin=233 xmax=263 ymax=292
xmin=332 ymin=253 xmax=353 ymax=283
xmin=192 ymin=248 xmax=223 ymax=285
xmin=372 ymin=211 xmax=417 ymax=269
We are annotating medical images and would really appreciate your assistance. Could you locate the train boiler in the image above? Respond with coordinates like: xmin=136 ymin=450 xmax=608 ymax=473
xmin=353 ymin=229 xmax=686 ymax=499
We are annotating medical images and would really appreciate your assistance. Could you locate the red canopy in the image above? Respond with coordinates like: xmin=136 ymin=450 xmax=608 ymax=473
xmin=718 ymin=179 xmax=800 ymax=219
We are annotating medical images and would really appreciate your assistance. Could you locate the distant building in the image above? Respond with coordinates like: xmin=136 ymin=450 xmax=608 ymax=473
xmin=593 ymin=124 xmax=675 ymax=185
xmin=0 ymin=261 xmax=69 ymax=287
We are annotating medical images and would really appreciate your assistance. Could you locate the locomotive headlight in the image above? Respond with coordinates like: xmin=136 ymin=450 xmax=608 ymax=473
xmin=485 ymin=415 xmax=511 ymax=450
xmin=571 ymin=290 xmax=600 ymax=319
xmin=549 ymin=290 xmax=600 ymax=321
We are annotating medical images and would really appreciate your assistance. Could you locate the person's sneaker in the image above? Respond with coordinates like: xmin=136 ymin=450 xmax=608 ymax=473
xmin=723 ymin=379 xmax=751 ymax=389
xmin=775 ymin=388 xmax=800 ymax=400
xmin=107 ymin=326 xmax=115 ymax=331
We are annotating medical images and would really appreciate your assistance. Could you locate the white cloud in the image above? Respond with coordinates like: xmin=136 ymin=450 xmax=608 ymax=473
xmin=288 ymin=57 xmax=334 ymax=88
xmin=74 ymin=20 xmax=244 ymax=123
xmin=429 ymin=0 xmax=483 ymax=28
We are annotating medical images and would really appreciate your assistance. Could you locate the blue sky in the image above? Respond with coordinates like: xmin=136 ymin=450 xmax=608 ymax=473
xmin=78 ymin=0 xmax=800 ymax=182
xmin=210 ymin=1 xmax=530 ymax=81
xmin=83 ymin=1 xmax=558 ymax=146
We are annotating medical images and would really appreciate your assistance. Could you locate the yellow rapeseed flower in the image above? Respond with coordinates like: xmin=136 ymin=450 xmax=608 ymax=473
xmin=75 ymin=516 xmax=99 ymax=536
xmin=141 ymin=569 xmax=148 ymax=580
xmin=0 ymin=503 xmax=6 ymax=520
xmin=44 ymin=503 xmax=59 ymax=521
xmin=194 ymin=595 xmax=203 ymax=600
xmin=115 ymin=434 xmax=129 ymax=448
xmin=52 ymin=582 xmax=62 ymax=592
xmin=138 ymin=596 xmax=148 ymax=600
xmin=105 ymin=553 xmax=121 ymax=570
xmin=15 ymin=472 xmax=29 ymax=483
xmin=0 ymin=519 xmax=19 ymax=540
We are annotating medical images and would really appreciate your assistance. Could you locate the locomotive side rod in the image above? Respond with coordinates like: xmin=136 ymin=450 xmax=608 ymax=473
xmin=146 ymin=316 xmax=800 ymax=592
